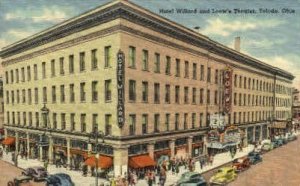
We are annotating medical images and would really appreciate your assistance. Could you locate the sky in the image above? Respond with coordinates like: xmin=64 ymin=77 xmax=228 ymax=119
xmin=0 ymin=0 xmax=299 ymax=90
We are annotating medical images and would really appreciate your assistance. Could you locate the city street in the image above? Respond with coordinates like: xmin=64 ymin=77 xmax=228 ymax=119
xmin=229 ymin=138 xmax=300 ymax=186
xmin=0 ymin=160 xmax=44 ymax=186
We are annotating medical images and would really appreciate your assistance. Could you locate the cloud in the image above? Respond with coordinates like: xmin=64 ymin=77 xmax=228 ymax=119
xmin=5 ymin=6 xmax=69 ymax=23
xmin=202 ymin=18 xmax=284 ymax=37
xmin=0 ymin=39 xmax=9 ymax=50
xmin=7 ymin=30 xmax=34 ymax=40
xmin=259 ymin=55 xmax=300 ymax=90
xmin=227 ymin=38 xmax=287 ymax=52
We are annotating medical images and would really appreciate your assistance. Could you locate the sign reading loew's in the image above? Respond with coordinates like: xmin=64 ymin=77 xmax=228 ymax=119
xmin=223 ymin=66 xmax=232 ymax=114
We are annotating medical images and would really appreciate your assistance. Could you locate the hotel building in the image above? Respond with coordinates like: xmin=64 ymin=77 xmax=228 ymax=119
xmin=0 ymin=0 xmax=294 ymax=176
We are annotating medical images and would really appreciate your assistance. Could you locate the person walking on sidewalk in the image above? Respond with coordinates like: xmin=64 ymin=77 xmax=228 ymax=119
xmin=159 ymin=166 xmax=167 ymax=186
xmin=44 ymin=160 xmax=49 ymax=171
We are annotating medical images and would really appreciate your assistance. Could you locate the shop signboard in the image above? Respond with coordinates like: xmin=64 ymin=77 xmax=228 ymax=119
xmin=223 ymin=66 xmax=232 ymax=114
xmin=207 ymin=130 xmax=220 ymax=142
xmin=210 ymin=114 xmax=225 ymax=129
xmin=223 ymin=127 xmax=240 ymax=144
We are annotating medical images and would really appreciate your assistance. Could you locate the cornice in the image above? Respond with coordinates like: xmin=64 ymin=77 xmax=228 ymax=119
xmin=0 ymin=1 xmax=294 ymax=80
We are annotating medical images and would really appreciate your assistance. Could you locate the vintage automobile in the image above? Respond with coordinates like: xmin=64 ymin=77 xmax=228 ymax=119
xmin=45 ymin=173 xmax=75 ymax=186
xmin=22 ymin=166 xmax=48 ymax=181
xmin=286 ymin=133 xmax=297 ymax=141
xmin=248 ymin=152 xmax=262 ymax=164
xmin=232 ymin=157 xmax=251 ymax=172
xmin=273 ymin=139 xmax=284 ymax=147
xmin=209 ymin=167 xmax=237 ymax=185
xmin=261 ymin=142 xmax=274 ymax=152
xmin=176 ymin=172 xmax=207 ymax=186
xmin=7 ymin=175 xmax=32 ymax=186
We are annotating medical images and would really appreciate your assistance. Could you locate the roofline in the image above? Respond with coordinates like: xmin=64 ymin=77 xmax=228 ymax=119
xmin=0 ymin=0 xmax=294 ymax=80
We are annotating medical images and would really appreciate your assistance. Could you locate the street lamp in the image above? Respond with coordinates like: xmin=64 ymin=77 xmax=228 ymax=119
xmin=89 ymin=127 xmax=105 ymax=186
xmin=40 ymin=103 xmax=51 ymax=161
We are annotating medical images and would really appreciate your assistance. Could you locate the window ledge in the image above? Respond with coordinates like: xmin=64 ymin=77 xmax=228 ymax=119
xmin=105 ymin=100 xmax=112 ymax=103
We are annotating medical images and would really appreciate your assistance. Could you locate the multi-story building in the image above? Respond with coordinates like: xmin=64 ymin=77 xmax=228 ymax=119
xmin=292 ymin=89 xmax=300 ymax=129
xmin=0 ymin=0 xmax=294 ymax=176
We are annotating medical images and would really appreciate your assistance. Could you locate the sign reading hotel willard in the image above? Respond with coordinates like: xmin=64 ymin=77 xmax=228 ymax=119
xmin=223 ymin=66 xmax=233 ymax=114
xmin=117 ymin=50 xmax=125 ymax=128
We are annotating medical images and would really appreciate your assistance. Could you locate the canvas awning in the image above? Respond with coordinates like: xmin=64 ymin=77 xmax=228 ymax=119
xmin=129 ymin=155 xmax=156 ymax=168
xmin=2 ymin=137 xmax=15 ymax=145
xmin=271 ymin=122 xmax=287 ymax=129
xmin=84 ymin=155 xmax=113 ymax=169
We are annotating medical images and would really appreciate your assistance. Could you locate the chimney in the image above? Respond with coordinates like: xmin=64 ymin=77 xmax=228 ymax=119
xmin=234 ymin=36 xmax=240 ymax=52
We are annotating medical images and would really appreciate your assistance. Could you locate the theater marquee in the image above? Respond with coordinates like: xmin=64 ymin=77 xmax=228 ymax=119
xmin=224 ymin=66 xmax=233 ymax=114
xmin=117 ymin=50 xmax=125 ymax=128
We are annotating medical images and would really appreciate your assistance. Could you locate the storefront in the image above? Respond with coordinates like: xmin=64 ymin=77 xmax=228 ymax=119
xmin=70 ymin=140 xmax=88 ymax=170
xmin=29 ymin=133 xmax=39 ymax=159
xmin=175 ymin=138 xmax=188 ymax=158
xmin=207 ymin=126 xmax=241 ymax=155
xmin=247 ymin=127 xmax=254 ymax=143
xmin=262 ymin=125 xmax=268 ymax=140
xmin=192 ymin=135 xmax=203 ymax=158
xmin=255 ymin=126 xmax=261 ymax=142
xmin=2 ymin=130 xmax=16 ymax=151
xmin=154 ymin=140 xmax=170 ymax=165
xmin=270 ymin=121 xmax=289 ymax=138
xmin=53 ymin=137 xmax=67 ymax=165
xmin=18 ymin=132 xmax=27 ymax=157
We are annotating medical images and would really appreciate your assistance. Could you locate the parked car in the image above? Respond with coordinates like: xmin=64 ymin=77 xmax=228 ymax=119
xmin=273 ymin=139 xmax=284 ymax=147
xmin=232 ymin=157 xmax=251 ymax=172
xmin=22 ymin=166 xmax=48 ymax=181
xmin=7 ymin=175 xmax=32 ymax=186
xmin=248 ymin=151 xmax=262 ymax=164
xmin=209 ymin=167 xmax=237 ymax=185
xmin=176 ymin=172 xmax=206 ymax=186
xmin=286 ymin=133 xmax=297 ymax=141
xmin=261 ymin=142 xmax=274 ymax=151
xmin=45 ymin=173 xmax=74 ymax=186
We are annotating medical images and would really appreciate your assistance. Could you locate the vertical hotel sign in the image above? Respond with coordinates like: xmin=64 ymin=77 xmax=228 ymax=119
xmin=224 ymin=66 xmax=232 ymax=114
xmin=117 ymin=50 xmax=125 ymax=128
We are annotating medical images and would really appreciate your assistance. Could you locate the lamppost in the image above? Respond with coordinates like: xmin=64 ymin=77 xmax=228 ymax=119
xmin=40 ymin=103 xmax=51 ymax=161
xmin=89 ymin=127 xmax=105 ymax=186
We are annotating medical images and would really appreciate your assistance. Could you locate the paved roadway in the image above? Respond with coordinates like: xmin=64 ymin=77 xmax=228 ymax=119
xmin=229 ymin=138 xmax=300 ymax=186
xmin=0 ymin=160 xmax=45 ymax=186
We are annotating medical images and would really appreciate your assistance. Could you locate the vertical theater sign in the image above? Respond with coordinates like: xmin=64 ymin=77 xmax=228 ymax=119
xmin=224 ymin=66 xmax=233 ymax=114
xmin=117 ymin=50 xmax=125 ymax=128
xmin=206 ymin=66 xmax=241 ymax=151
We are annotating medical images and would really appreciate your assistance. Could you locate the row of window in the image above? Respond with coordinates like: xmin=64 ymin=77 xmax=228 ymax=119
xmin=5 ymin=46 xmax=112 ymax=84
xmin=6 ymin=112 xmax=112 ymax=135
xmin=5 ymin=81 xmax=291 ymax=109
xmin=126 ymin=112 xmax=208 ymax=135
xmin=128 ymin=46 xmax=221 ymax=83
xmin=5 ymin=81 xmax=112 ymax=104
xmin=231 ymin=110 xmax=290 ymax=124
xmin=6 ymin=110 xmax=290 ymax=136
xmin=233 ymin=93 xmax=291 ymax=108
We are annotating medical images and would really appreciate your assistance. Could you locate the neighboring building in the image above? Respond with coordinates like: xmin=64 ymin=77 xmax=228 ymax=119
xmin=292 ymin=88 xmax=300 ymax=129
xmin=0 ymin=77 xmax=4 ymax=130
xmin=0 ymin=0 xmax=294 ymax=176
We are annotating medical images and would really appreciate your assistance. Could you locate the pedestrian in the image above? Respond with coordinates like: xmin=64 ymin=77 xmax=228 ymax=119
xmin=14 ymin=153 xmax=18 ymax=167
xmin=159 ymin=167 xmax=166 ymax=186
xmin=171 ymin=163 xmax=175 ymax=175
xmin=175 ymin=163 xmax=179 ymax=175
xmin=147 ymin=170 xmax=154 ymax=186
xmin=0 ymin=148 xmax=3 ymax=159
xmin=44 ymin=159 xmax=49 ymax=171
xmin=200 ymin=158 xmax=204 ymax=169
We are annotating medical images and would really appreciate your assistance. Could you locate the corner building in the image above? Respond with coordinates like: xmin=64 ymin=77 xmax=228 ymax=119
xmin=0 ymin=0 xmax=294 ymax=176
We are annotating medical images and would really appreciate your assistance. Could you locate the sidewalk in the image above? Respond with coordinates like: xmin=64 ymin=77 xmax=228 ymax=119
xmin=136 ymin=144 xmax=254 ymax=186
xmin=1 ymin=152 xmax=107 ymax=186
xmin=1 ymin=144 xmax=254 ymax=186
